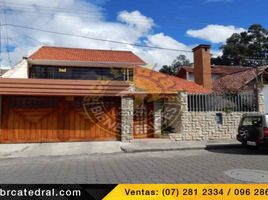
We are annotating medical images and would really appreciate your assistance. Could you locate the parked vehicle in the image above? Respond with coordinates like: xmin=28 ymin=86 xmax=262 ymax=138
xmin=237 ymin=113 xmax=268 ymax=148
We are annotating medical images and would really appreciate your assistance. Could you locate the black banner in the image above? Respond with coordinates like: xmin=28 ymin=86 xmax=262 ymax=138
xmin=0 ymin=184 xmax=117 ymax=200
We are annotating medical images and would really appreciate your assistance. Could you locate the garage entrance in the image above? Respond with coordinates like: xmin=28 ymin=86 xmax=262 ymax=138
xmin=0 ymin=96 xmax=120 ymax=143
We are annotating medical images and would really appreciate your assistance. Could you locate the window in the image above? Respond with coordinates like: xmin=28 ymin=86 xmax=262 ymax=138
xmin=241 ymin=117 xmax=262 ymax=127
xmin=30 ymin=65 xmax=133 ymax=81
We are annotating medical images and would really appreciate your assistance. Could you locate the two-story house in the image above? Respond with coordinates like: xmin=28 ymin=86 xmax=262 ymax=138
xmin=0 ymin=46 xmax=207 ymax=143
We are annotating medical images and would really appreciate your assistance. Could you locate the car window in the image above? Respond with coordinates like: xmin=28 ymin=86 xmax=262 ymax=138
xmin=241 ymin=117 xmax=262 ymax=127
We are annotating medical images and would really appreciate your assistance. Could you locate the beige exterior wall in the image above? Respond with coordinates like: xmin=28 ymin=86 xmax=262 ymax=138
xmin=2 ymin=59 xmax=28 ymax=78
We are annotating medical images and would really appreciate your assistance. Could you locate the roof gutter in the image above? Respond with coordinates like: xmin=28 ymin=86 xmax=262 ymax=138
xmin=28 ymin=59 xmax=146 ymax=68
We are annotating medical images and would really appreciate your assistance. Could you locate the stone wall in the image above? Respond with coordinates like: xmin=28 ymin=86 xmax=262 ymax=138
xmin=169 ymin=90 xmax=265 ymax=141
xmin=170 ymin=112 xmax=247 ymax=141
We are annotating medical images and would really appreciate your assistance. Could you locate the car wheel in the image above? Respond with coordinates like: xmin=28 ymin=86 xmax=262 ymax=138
xmin=238 ymin=126 xmax=250 ymax=141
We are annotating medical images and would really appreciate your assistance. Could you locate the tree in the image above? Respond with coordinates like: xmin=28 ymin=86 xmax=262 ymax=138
xmin=160 ymin=55 xmax=191 ymax=76
xmin=211 ymin=24 xmax=268 ymax=67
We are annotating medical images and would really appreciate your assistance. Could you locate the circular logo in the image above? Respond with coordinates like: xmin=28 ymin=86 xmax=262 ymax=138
xmin=82 ymin=65 xmax=183 ymax=138
xmin=83 ymin=96 xmax=121 ymax=137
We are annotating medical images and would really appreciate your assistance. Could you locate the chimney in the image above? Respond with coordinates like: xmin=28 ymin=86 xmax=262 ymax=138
xmin=192 ymin=44 xmax=212 ymax=90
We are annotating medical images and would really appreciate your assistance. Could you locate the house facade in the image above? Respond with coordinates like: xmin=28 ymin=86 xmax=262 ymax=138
xmin=0 ymin=46 xmax=207 ymax=143
xmin=177 ymin=63 xmax=252 ymax=82
xmin=168 ymin=45 xmax=266 ymax=141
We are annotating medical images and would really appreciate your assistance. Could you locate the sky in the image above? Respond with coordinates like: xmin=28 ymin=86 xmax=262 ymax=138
xmin=0 ymin=0 xmax=267 ymax=69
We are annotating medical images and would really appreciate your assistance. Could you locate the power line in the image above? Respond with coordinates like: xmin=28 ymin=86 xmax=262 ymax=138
xmin=0 ymin=1 xmax=213 ymax=24
xmin=2 ymin=23 xmax=267 ymax=65
xmin=4 ymin=10 xmax=206 ymax=29
xmin=3 ymin=31 xmax=267 ymax=72
xmin=2 ymin=0 xmax=11 ymax=66
xmin=6 ymin=32 xmax=149 ymax=70
xmin=2 ymin=1 xmax=101 ymax=14
xmin=3 ymin=24 xmax=267 ymax=64
xmin=1 ymin=23 xmax=193 ymax=53
xmin=0 ymin=5 xmax=103 ymax=21
xmin=4 ymin=9 xmax=208 ymax=28
xmin=10 ymin=28 xmax=48 ymax=45
xmin=0 ymin=3 xmax=210 ymax=27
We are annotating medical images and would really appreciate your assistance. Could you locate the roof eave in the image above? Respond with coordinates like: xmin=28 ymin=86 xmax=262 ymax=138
xmin=0 ymin=78 xmax=133 ymax=97
xmin=28 ymin=59 xmax=146 ymax=68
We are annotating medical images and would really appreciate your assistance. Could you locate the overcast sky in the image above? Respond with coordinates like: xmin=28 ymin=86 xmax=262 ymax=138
xmin=0 ymin=0 xmax=267 ymax=69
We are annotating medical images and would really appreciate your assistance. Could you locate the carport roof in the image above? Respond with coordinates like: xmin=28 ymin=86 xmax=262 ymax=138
xmin=134 ymin=66 xmax=210 ymax=94
xmin=0 ymin=78 xmax=132 ymax=96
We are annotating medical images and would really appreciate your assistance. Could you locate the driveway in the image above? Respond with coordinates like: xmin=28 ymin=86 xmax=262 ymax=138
xmin=0 ymin=148 xmax=267 ymax=183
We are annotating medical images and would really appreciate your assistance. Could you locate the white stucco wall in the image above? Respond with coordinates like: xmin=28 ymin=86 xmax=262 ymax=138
xmin=1 ymin=59 xmax=28 ymax=78
xmin=186 ymin=72 xmax=194 ymax=81
xmin=187 ymin=73 xmax=221 ymax=82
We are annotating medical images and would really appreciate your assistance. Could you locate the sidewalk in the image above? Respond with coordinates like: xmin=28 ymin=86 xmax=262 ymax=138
xmin=0 ymin=139 xmax=242 ymax=158
xmin=120 ymin=139 xmax=241 ymax=153
xmin=0 ymin=141 xmax=122 ymax=158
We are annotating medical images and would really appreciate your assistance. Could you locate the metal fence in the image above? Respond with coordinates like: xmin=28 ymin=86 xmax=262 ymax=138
xmin=187 ymin=92 xmax=258 ymax=112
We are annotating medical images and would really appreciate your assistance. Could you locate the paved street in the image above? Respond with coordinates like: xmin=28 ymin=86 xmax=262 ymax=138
xmin=0 ymin=148 xmax=267 ymax=183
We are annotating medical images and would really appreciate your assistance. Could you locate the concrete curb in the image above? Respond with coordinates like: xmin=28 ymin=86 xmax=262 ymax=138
xmin=121 ymin=143 xmax=242 ymax=153
xmin=120 ymin=146 xmax=205 ymax=153
xmin=205 ymin=144 xmax=242 ymax=150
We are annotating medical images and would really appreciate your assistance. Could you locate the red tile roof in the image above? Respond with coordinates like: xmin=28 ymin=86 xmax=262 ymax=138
xmin=182 ymin=65 xmax=250 ymax=75
xmin=29 ymin=46 xmax=146 ymax=65
xmin=135 ymin=66 xmax=210 ymax=94
xmin=213 ymin=67 xmax=267 ymax=92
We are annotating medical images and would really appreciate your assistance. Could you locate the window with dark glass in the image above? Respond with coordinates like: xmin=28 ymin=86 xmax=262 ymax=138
xmin=30 ymin=65 xmax=133 ymax=81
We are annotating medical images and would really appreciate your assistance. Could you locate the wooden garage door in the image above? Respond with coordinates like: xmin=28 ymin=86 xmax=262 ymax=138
xmin=0 ymin=96 xmax=120 ymax=143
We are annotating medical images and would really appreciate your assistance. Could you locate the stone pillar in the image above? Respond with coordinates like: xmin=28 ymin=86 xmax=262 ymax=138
xmin=153 ymin=100 xmax=162 ymax=138
xmin=178 ymin=92 xmax=188 ymax=112
xmin=121 ymin=96 xmax=134 ymax=141
xmin=258 ymin=89 xmax=265 ymax=113
xmin=175 ymin=92 xmax=187 ymax=134
xmin=169 ymin=92 xmax=188 ymax=141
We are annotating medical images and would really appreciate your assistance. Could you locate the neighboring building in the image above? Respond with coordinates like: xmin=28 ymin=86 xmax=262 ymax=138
xmin=177 ymin=65 xmax=250 ymax=82
xmin=213 ymin=67 xmax=268 ymax=92
xmin=167 ymin=45 xmax=265 ymax=141
xmin=0 ymin=46 xmax=207 ymax=143
xmin=178 ymin=44 xmax=268 ymax=94
xmin=212 ymin=66 xmax=268 ymax=112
